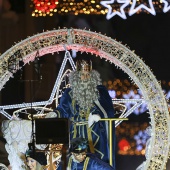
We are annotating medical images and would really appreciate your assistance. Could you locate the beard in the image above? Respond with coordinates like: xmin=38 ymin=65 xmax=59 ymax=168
xmin=69 ymin=70 xmax=101 ymax=113
xmin=74 ymin=80 xmax=98 ymax=111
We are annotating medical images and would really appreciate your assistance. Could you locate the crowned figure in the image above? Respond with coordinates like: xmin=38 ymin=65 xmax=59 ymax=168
xmin=46 ymin=60 xmax=116 ymax=168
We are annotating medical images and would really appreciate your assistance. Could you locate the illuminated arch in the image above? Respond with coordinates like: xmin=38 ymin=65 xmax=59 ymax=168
xmin=0 ymin=29 xmax=169 ymax=169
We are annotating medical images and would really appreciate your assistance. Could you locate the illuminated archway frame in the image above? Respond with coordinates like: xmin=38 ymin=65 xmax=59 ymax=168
xmin=0 ymin=29 xmax=169 ymax=169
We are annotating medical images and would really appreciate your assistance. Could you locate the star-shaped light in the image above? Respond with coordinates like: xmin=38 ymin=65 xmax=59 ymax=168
xmin=162 ymin=0 xmax=170 ymax=13
xmin=129 ymin=0 xmax=156 ymax=16
xmin=100 ymin=0 xmax=130 ymax=20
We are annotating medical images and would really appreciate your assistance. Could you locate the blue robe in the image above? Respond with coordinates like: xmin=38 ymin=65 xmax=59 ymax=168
xmin=55 ymin=85 xmax=115 ymax=168
xmin=58 ymin=153 xmax=115 ymax=170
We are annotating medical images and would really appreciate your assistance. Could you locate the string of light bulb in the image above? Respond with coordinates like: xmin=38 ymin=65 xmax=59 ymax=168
xmin=30 ymin=0 xmax=170 ymax=19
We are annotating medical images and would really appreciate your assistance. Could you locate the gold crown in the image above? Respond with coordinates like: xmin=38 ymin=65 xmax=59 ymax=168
xmin=76 ymin=60 xmax=92 ymax=72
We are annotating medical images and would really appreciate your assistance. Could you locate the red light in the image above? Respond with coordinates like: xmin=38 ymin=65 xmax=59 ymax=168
xmin=118 ymin=139 xmax=130 ymax=151
xmin=32 ymin=0 xmax=58 ymax=16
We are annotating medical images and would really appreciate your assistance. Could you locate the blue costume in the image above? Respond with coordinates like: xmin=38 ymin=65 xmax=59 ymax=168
xmin=54 ymin=85 xmax=115 ymax=168
xmin=67 ymin=153 xmax=115 ymax=170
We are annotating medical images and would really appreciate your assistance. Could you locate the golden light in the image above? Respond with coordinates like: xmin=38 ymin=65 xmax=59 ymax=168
xmin=31 ymin=0 xmax=166 ymax=17
xmin=31 ymin=0 xmax=58 ymax=17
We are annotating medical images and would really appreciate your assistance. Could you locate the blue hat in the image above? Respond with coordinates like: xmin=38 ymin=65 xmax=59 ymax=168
xmin=69 ymin=137 xmax=88 ymax=153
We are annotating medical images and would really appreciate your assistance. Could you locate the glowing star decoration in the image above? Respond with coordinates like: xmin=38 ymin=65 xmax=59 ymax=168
xmin=100 ymin=0 xmax=130 ymax=19
xmin=162 ymin=0 xmax=170 ymax=13
xmin=129 ymin=0 xmax=156 ymax=16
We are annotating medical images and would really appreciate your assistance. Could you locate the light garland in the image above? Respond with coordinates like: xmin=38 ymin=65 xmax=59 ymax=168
xmin=31 ymin=0 xmax=170 ymax=19
xmin=31 ymin=0 xmax=106 ymax=16
xmin=31 ymin=0 xmax=59 ymax=17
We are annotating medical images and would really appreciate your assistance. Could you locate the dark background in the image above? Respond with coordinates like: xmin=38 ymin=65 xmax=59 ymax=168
xmin=0 ymin=0 xmax=170 ymax=169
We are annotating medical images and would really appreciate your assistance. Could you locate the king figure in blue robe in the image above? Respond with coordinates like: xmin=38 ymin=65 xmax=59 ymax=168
xmin=46 ymin=60 xmax=116 ymax=169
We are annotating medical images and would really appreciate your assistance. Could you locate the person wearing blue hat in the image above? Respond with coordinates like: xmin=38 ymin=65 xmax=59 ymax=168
xmin=65 ymin=137 xmax=115 ymax=170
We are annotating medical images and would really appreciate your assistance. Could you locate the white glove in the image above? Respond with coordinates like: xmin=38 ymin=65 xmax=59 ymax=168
xmin=88 ymin=113 xmax=101 ymax=127
xmin=45 ymin=112 xmax=57 ymax=118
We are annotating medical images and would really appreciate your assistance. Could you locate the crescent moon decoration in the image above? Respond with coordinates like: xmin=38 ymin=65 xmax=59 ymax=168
xmin=0 ymin=29 xmax=169 ymax=170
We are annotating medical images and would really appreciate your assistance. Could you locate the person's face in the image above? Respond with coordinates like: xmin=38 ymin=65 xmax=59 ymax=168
xmin=26 ymin=157 xmax=36 ymax=170
xmin=80 ymin=71 xmax=90 ymax=81
xmin=72 ymin=152 xmax=86 ymax=162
